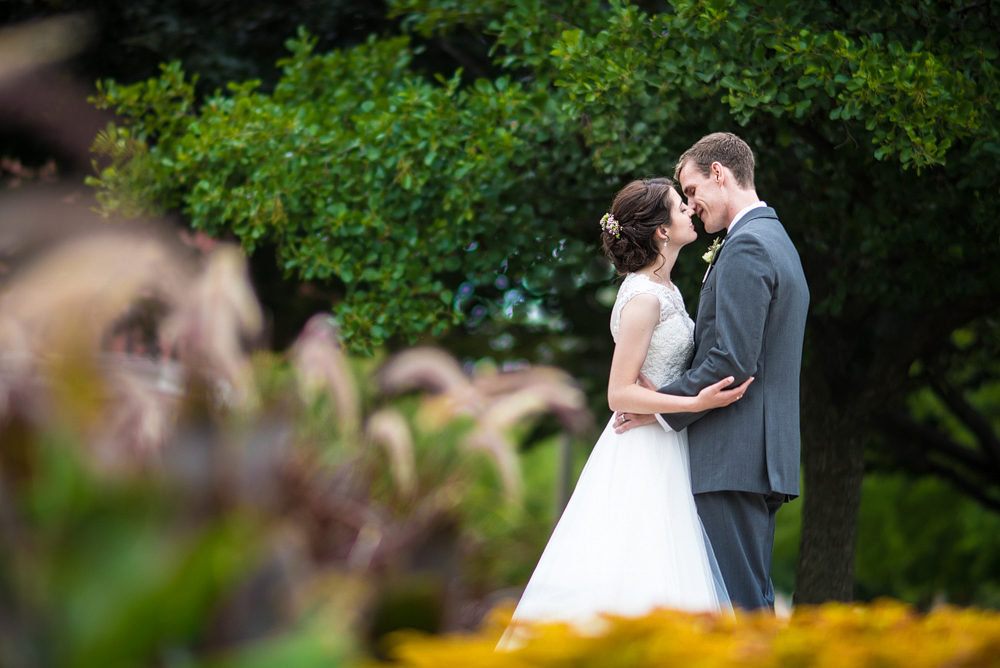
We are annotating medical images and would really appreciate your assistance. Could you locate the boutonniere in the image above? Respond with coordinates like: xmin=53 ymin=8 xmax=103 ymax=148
xmin=702 ymin=237 xmax=722 ymax=264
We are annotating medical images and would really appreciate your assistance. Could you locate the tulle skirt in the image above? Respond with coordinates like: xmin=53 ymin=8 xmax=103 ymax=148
xmin=498 ymin=417 xmax=729 ymax=648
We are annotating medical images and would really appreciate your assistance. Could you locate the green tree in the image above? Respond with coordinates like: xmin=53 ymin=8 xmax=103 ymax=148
xmin=87 ymin=0 xmax=1000 ymax=603
xmin=875 ymin=319 xmax=1000 ymax=512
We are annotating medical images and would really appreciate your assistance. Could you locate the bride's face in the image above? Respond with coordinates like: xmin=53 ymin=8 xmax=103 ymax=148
xmin=667 ymin=189 xmax=698 ymax=247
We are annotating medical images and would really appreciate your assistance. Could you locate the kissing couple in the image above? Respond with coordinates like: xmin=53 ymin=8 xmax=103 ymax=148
xmin=499 ymin=131 xmax=809 ymax=648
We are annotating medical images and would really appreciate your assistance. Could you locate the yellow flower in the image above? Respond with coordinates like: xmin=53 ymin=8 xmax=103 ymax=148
xmin=382 ymin=600 xmax=1000 ymax=667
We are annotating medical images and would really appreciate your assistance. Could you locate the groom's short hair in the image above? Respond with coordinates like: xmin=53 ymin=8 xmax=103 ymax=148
xmin=675 ymin=132 xmax=755 ymax=189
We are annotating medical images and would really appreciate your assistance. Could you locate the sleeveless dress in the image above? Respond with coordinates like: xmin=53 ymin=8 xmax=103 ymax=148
xmin=498 ymin=273 xmax=729 ymax=647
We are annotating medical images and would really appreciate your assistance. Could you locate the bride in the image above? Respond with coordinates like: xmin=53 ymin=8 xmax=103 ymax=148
xmin=498 ymin=178 xmax=750 ymax=648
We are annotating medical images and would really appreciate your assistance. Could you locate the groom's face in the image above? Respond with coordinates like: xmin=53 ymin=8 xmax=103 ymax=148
xmin=678 ymin=162 xmax=726 ymax=234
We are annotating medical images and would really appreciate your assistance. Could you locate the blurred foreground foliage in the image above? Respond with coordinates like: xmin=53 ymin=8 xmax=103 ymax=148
xmin=0 ymin=197 xmax=591 ymax=666
xmin=384 ymin=600 xmax=1000 ymax=667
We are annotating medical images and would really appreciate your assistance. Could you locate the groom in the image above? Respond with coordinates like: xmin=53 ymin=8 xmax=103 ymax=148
xmin=616 ymin=132 xmax=808 ymax=610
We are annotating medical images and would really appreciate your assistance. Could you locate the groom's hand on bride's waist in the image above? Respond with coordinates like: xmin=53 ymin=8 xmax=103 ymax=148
xmin=613 ymin=411 xmax=657 ymax=433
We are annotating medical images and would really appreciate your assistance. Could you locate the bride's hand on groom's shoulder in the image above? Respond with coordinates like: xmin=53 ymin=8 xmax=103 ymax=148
xmin=695 ymin=376 xmax=754 ymax=411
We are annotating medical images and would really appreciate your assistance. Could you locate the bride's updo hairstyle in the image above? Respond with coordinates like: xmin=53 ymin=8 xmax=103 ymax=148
xmin=600 ymin=177 xmax=676 ymax=274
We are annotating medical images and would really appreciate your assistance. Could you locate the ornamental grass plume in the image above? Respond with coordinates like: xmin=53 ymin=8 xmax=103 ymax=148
xmin=0 ymin=192 xmax=268 ymax=466
xmin=0 ymin=229 xmax=187 ymax=357
xmin=0 ymin=13 xmax=94 ymax=83
xmin=365 ymin=407 xmax=418 ymax=499
xmin=378 ymin=346 xmax=469 ymax=396
xmin=159 ymin=243 xmax=263 ymax=407
xmin=290 ymin=312 xmax=361 ymax=436
xmin=377 ymin=348 xmax=591 ymax=501
xmin=0 ymin=204 xmax=189 ymax=465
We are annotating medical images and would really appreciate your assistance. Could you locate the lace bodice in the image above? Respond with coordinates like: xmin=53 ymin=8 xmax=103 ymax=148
xmin=610 ymin=273 xmax=695 ymax=387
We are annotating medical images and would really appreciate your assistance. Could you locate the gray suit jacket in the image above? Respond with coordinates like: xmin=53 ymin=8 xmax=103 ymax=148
xmin=660 ymin=207 xmax=808 ymax=497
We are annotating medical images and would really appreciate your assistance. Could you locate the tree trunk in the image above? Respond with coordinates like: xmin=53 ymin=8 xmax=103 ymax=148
xmin=794 ymin=381 xmax=867 ymax=604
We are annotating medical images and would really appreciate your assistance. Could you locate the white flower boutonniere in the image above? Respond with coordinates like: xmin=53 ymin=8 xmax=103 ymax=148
xmin=702 ymin=237 xmax=722 ymax=264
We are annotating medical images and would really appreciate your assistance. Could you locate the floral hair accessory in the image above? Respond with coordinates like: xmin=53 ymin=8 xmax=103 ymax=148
xmin=600 ymin=212 xmax=621 ymax=239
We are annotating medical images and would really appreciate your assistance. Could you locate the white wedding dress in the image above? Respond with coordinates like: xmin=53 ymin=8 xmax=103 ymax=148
xmin=499 ymin=273 xmax=729 ymax=648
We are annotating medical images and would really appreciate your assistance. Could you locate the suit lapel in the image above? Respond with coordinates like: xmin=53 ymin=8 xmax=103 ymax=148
xmin=702 ymin=208 xmax=777 ymax=284
xmin=696 ymin=207 xmax=780 ymax=329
